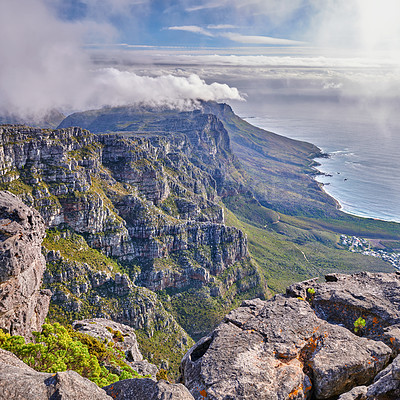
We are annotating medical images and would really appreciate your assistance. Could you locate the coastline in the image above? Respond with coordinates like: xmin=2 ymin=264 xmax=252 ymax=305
xmin=312 ymin=150 xmax=400 ymax=224
xmin=239 ymin=112 xmax=400 ymax=226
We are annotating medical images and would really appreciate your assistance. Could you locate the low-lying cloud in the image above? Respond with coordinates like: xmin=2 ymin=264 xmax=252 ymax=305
xmin=0 ymin=0 xmax=242 ymax=119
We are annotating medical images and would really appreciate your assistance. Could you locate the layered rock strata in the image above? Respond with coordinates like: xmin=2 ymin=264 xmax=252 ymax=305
xmin=0 ymin=190 xmax=51 ymax=337
xmin=0 ymin=125 xmax=252 ymax=292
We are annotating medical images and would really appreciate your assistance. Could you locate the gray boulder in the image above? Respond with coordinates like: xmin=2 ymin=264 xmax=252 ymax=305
xmin=72 ymin=318 xmax=144 ymax=362
xmin=181 ymin=295 xmax=391 ymax=400
xmin=0 ymin=348 xmax=112 ymax=399
xmin=287 ymin=272 xmax=400 ymax=353
xmin=103 ymin=378 xmax=194 ymax=400
xmin=0 ymin=190 xmax=51 ymax=337
xmin=338 ymin=355 xmax=400 ymax=400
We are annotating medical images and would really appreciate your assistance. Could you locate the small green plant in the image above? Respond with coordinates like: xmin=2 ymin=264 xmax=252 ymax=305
xmin=106 ymin=326 xmax=125 ymax=343
xmin=307 ymin=288 xmax=315 ymax=295
xmin=354 ymin=317 xmax=366 ymax=333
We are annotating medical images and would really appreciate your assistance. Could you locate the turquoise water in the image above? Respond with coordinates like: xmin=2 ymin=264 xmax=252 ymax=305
xmin=233 ymin=102 xmax=400 ymax=223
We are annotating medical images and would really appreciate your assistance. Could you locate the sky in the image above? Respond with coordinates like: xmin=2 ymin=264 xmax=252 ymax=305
xmin=1 ymin=0 xmax=400 ymax=119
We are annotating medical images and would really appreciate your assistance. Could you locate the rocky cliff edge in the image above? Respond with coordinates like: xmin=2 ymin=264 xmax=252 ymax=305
xmin=180 ymin=272 xmax=400 ymax=400
xmin=0 ymin=190 xmax=51 ymax=337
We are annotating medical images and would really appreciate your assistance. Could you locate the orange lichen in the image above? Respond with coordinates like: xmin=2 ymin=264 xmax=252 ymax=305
xmin=199 ymin=389 xmax=207 ymax=398
xmin=288 ymin=385 xmax=303 ymax=399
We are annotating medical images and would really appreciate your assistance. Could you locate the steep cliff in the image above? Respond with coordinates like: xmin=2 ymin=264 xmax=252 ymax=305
xmin=0 ymin=123 xmax=265 ymax=370
xmin=0 ymin=191 xmax=51 ymax=337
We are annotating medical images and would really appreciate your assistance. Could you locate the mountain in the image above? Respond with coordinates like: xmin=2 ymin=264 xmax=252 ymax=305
xmin=0 ymin=102 xmax=399 ymax=373
xmin=58 ymin=103 xmax=400 ymax=291
xmin=0 ymin=109 xmax=65 ymax=128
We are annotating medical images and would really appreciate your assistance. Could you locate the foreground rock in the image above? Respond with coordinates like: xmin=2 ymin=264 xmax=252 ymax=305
xmin=103 ymin=378 xmax=194 ymax=400
xmin=181 ymin=272 xmax=400 ymax=400
xmin=73 ymin=318 xmax=159 ymax=379
xmin=0 ymin=191 xmax=51 ymax=337
xmin=287 ymin=272 xmax=400 ymax=354
xmin=0 ymin=348 xmax=111 ymax=400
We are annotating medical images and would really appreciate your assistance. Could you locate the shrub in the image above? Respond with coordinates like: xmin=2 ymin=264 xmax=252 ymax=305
xmin=0 ymin=323 xmax=141 ymax=387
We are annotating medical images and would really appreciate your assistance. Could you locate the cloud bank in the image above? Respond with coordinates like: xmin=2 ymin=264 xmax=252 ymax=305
xmin=0 ymin=0 xmax=242 ymax=119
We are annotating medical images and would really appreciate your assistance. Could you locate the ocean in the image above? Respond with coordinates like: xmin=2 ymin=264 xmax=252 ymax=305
xmin=231 ymin=100 xmax=400 ymax=223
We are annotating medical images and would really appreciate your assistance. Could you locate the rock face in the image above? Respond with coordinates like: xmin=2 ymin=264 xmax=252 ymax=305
xmin=0 ymin=348 xmax=112 ymax=400
xmin=0 ymin=125 xmax=255 ymax=293
xmin=180 ymin=272 xmax=400 ymax=400
xmin=0 ymin=190 xmax=51 ymax=337
xmin=103 ymin=378 xmax=194 ymax=400
xmin=0 ymin=123 xmax=265 ymax=363
xmin=73 ymin=318 xmax=144 ymax=362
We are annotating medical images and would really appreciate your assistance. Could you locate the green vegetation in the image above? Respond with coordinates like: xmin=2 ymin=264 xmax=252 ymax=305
xmin=135 ymin=328 xmax=194 ymax=380
xmin=223 ymin=199 xmax=394 ymax=294
xmin=0 ymin=323 xmax=143 ymax=386
xmin=354 ymin=317 xmax=366 ymax=333
xmin=43 ymin=228 xmax=124 ymax=274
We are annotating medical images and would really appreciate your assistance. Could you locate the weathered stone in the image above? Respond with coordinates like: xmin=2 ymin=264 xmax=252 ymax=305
xmin=287 ymin=272 xmax=400 ymax=352
xmin=72 ymin=318 xmax=144 ymax=362
xmin=103 ymin=378 xmax=194 ymax=400
xmin=0 ymin=190 xmax=51 ymax=337
xmin=0 ymin=348 xmax=111 ymax=400
xmin=181 ymin=295 xmax=391 ymax=400
xmin=130 ymin=360 xmax=159 ymax=380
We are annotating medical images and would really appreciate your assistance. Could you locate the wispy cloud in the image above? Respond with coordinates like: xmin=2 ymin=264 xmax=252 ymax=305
xmin=207 ymin=24 xmax=237 ymax=30
xmin=222 ymin=33 xmax=305 ymax=45
xmin=167 ymin=25 xmax=214 ymax=37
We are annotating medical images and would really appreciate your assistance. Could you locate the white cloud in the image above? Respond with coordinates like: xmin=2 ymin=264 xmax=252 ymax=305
xmin=207 ymin=24 xmax=237 ymax=30
xmin=222 ymin=33 xmax=304 ymax=45
xmin=167 ymin=26 xmax=214 ymax=37
xmin=0 ymin=0 xmax=243 ymax=119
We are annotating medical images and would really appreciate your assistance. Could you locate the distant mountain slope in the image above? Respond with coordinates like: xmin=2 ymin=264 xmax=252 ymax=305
xmin=59 ymin=103 xmax=330 ymax=216
xmin=58 ymin=103 xmax=400 ymax=294
xmin=0 ymin=109 xmax=65 ymax=128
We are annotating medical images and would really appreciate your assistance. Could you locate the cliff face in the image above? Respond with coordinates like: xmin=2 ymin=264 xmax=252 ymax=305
xmin=0 ymin=123 xmax=264 ymax=368
xmin=0 ymin=125 xmax=252 ymax=291
xmin=0 ymin=191 xmax=51 ymax=336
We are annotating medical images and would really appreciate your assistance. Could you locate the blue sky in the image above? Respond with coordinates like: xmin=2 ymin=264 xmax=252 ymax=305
xmin=52 ymin=0 xmax=313 ymax=47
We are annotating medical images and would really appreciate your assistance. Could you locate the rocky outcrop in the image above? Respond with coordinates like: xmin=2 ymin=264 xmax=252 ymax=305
xmin=0 ymin=348 xmax=112 ymax=400
xmin=338 ymin=354 xmax=400 ymax=400
xmin=103 ymin=378 xmax=194 ymax=400
xmin=180 ymin=272 xmax=400 ymax=400
xmin=72 ymin=318 xmax=159 ymax=379
xmin=72 ymin=318 xmax=144 ymax=362
xmin=0 ymin=190 xmax=51 ymax=337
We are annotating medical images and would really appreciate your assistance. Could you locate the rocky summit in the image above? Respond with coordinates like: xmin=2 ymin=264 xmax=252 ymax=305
xmin=180 ymin=272 xmax=400 ymax=400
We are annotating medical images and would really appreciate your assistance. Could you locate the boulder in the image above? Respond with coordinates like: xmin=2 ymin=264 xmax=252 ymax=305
xmin=72 ymin=318 xmax=144 ymax=362
xmin=0 ymin=190 xmax=51 ymax=337
xmin=0 ymin=348 xmax=111 ymax=399
xmin=103 ymin=378 xmax=194 ymax=400
xmin=287 ymin=272 xmax=400 ymax=353
xmin=180 ymin=295 xmax=391 ymax=399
